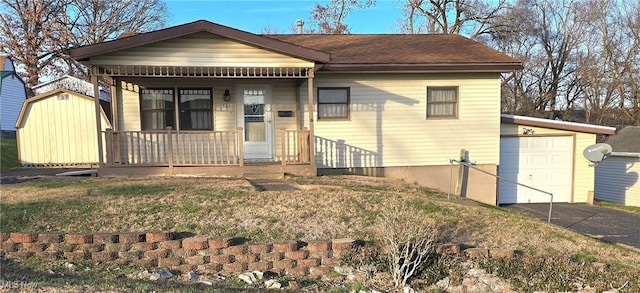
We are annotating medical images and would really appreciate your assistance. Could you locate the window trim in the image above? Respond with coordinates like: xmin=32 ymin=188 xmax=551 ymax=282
xmin=178 ymin=88 xmax=214 ymax=131
xmin=317 ymin=87 xmax=350 ymax=121
xmin=426 ymin=86 xmax=459 ymax=119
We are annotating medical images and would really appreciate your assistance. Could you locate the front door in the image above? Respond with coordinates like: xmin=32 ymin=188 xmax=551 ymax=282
xmin=238 ymin=86 xmax=273 ymax=159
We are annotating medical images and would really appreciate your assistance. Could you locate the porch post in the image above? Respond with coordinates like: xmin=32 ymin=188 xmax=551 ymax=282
xmin=307 ymin=69 xmax=316 ymax=167
xmin=92 ymin=70 xmax=104 ymax=167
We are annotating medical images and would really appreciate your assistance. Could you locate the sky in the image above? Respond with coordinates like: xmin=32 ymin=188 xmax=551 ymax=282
xmin=164 ymin=0 xmax=405 ymax=34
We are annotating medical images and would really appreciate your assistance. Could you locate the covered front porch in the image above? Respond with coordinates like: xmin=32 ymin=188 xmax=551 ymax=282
xmin=67 ymin=21 xmax=332 ymax=178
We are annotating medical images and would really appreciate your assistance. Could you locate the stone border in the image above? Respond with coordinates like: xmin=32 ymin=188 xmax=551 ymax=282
xmin=0 ymin=232 xmax=515 ymax=278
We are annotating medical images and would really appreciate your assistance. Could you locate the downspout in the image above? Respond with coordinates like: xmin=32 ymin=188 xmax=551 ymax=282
xmin=92 ymin=68 xmax=104 ymax=168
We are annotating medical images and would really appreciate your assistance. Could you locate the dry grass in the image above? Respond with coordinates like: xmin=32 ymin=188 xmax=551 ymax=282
xmin=2 ymin=175 xmax=639 ymax=270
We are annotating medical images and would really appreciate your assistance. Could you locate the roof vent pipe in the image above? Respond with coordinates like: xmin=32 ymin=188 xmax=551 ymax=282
xmin=296 ymin=19 xmax=304 ymax=34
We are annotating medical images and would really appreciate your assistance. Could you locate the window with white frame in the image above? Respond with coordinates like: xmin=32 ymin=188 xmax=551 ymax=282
xmin=318 ymin=87 xmax=349 ymax=120
xmin=427 ymin=87 xmax=458 ymax=119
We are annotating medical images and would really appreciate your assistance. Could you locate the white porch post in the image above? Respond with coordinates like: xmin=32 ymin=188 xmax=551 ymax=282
xmin=92 ymin=69 xmax=104 ymax=167
xmin=307 ymin=69 xmax=315 ymax=167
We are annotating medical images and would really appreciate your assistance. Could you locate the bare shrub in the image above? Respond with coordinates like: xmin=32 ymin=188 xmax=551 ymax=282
xmin=375 ymin=200 xmax=440 ymax=288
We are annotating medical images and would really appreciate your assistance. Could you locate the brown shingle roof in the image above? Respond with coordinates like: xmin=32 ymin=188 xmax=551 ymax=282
xmin=69 ymin=20 xmax=330 ymax=63
xmin=267 ymin=34 xmax=523 ymax=71
xmin=605 ymin=126 xmax=640 ymax=153
xmin=68 ymin=20 xmax=522 ymax=72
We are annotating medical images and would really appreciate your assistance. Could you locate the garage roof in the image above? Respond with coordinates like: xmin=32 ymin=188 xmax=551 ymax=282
xmin=501 ymin=114 xmax=616 ymax=135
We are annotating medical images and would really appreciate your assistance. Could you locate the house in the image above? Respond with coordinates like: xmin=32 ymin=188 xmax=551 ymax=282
xmin=0 ymin=55 xmax=27 ymax=137
xmin=32 ymin=74 xmax=111 ymax=102
xmin=595 ymin=126 xmax=640 ymax=207
xmin=15 ymin=88 xmax=111 ymax=167
xmin=68 ymin=20 xmax=523 ymax=205
xmin=499 ymin=115 xmax=616 ymax=204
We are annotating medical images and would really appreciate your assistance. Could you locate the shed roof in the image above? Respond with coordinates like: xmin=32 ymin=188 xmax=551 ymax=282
xmin=15 ymin=88 xmax=111 ymax=129
xmin=68 ymin=20 xmax=523 ymax=73
xmin=501 ymin=114 xmax=616 ymax=135
xmin=604 ymin=126 xmax=640 ymax=153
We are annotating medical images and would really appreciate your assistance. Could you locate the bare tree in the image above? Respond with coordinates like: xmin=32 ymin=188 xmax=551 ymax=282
xmin=398 ymin=0 xmax=508 ymax=39
xmin=488 ymin=0 xmax=588 ymax=118
xmin=0 ymin=0 xmax=168 ymax=86
xmin=309 ymin=0 xmax=375 ymax=34
xmin=618 ymin=1 xmax=640 ymax=125
xmin=0 ymin=0 xmax=70 ymax=87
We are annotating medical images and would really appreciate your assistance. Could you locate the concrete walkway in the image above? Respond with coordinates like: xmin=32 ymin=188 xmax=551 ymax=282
xmin=503 ymin=203 xmax=640 ymax=249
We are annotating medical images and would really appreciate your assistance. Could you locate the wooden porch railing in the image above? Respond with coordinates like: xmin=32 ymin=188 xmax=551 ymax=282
xmin=280 ymin=128 xmax=311 ymax=165
xmin=104 ymin=127 xmax=244 ymax=167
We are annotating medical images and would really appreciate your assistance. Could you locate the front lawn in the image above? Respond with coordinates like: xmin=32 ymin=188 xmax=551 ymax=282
xmin=0 ymin=137 xmax=18 ymax=170
xmin=1 ymin=176 xmax=638 ymax=292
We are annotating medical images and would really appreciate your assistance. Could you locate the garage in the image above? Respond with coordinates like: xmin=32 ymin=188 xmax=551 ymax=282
xmin=499 ymin=114 xmax=616 ymax=205
xmin=499 ymin=136 xmax=573 ymax=203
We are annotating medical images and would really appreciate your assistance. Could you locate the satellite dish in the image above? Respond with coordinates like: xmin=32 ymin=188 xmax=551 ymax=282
xmin=583 ymin=143 xmax=612 ymax=164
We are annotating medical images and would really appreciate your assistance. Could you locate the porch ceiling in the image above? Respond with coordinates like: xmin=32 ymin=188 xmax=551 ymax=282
xmin=91 ymin=65 xmax=313 ymax=78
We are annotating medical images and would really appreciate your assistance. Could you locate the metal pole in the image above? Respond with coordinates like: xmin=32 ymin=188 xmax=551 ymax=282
xmin=448 ymin=159 xmax=454 ymax=200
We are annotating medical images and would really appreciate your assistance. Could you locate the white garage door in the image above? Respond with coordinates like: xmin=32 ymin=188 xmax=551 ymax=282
xmin=499 ymin=136 xmax=573 ymax=204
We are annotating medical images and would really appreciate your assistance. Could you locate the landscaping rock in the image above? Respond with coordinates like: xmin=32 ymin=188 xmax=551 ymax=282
xmin=264 ymin=279 xmax=282 ymax=289
xmin=238 ymin=272 xmax=259 ymax=285
xmin=150 ymin=269 xmax=173 ymax=280
xmin=186 ymin=271 xmax=199 ymax=281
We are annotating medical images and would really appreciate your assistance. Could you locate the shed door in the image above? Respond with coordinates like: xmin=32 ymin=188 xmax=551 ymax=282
xmin=499 ymin=136 xmax=573 ymax=204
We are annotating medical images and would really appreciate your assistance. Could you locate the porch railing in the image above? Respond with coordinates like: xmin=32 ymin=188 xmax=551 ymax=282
xmin=103 ymin=127 xmax=313 ymax=167
xmin=104 ymin=127 xmax=244 ymax=167
xmin=281 ymin=128 xmax=311 ymax=165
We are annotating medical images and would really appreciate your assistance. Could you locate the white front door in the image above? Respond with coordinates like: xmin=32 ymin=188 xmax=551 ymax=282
xmin=238 ymin=86 xmax=273 ymax=159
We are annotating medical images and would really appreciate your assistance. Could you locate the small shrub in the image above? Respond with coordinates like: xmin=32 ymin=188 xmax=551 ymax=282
xmin=375 ymin=200 xmax=441 ymax=288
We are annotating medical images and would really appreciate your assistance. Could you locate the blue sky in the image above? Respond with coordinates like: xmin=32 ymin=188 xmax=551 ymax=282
xmin=164 ymin=0 xmax=404 ymax=34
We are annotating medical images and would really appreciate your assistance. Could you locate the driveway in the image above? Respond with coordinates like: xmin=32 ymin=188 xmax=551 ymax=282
xmin=503 ymin=203 xmax=640 ymax=249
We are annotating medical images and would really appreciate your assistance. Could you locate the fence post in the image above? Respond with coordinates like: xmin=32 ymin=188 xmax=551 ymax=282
xmin=105 ymin=129 xmax=113 ymax=166
xmin=166 ymin=127 xmax=174 ymax=173
xmin=238 ymin=128 xmax=244 ymax=167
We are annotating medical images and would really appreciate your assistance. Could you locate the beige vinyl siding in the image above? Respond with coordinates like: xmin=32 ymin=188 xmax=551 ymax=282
xmin=119 ymin=81 xmax=141 ymax=131
xmin=90 ymin=33 xmax=313 ymax=68
xmin=272 ymin=80 xmax=298 ymax=161
xmin=16 ymin=92 xmax=110 ymax=166
xmin=301 ymin=73 xmax=502 ymax=168
xmin=500 ymin=123 xmax=597 ymax=203
xmin=595 ymin=155 xmax=640 ymax=207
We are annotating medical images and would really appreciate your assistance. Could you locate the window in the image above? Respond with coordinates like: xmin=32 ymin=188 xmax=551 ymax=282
xmin=140 ymin=88 xmax=213 ymax=130
xmin=141 ymin=89 xmax=174 ymax=130
xmin=427 ymin=87 xmax=458 ymax=118
xmin=179 ymin=89 xmax=212 ymax=130
xmin=318 ymin=87 xmax=349 ymax=120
